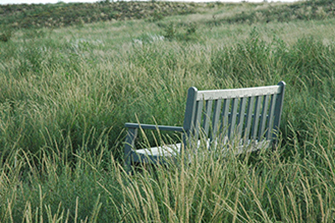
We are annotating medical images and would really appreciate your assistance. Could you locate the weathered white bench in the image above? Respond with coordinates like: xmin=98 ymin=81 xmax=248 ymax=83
xmin=124 ymin=82 xmax=286 ymax=170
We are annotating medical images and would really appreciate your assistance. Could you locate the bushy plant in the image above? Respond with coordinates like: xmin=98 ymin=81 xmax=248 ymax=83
xmin=162 ymin=22 xmax=198 ymax=41
xmin=0 ymin=27 xmax=14 ymax=42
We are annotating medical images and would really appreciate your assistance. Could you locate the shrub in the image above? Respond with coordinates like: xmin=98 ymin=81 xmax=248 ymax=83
xmin=0 ymin=27 xmax=13 ymax=42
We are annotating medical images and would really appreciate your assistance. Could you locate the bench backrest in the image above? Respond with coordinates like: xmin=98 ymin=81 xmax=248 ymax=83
xmin=182 ymin=81 xmax=286 ymax=149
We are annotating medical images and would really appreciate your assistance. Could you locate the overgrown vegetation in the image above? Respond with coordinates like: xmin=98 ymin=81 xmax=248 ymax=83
xmin=162 ymin=22 xmax=198 ymax=41
xmin=223 ymin=0 xmax=335 ymax=24
xmin=0 ymin=1 xmax=198 ymax=29
xmin=1 ymin=0 xmax=335 ymax=221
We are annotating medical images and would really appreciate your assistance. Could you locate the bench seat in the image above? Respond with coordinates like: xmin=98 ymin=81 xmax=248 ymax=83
xmin=132 ymin=138 xmax=270 ymax=164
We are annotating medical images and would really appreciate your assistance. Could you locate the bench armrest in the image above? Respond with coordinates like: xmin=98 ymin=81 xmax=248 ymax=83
xmin=125 ymin=123 xmax=184 ymax=132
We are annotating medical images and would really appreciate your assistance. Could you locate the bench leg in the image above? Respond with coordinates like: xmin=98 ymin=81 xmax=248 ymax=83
xmin=124 ymin=127 xmax=138 ymax=174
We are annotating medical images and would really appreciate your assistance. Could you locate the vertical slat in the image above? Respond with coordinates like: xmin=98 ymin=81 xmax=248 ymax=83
xmin=266 ymin=94 xmax=277 ymax=139
xmin=183 ymin=87 xmax=198 ymax=150
xmin=202 ymin=100 xmax=213 ymax=136
xmin=228 ymin=98 xmax=239 ymax=139
xmin=244 ymin=97 xmax=255 ymax=142
xmin=237 ymin=97 xmax=247 ymax=138
xmin=221 ymin=98 xmax=231 ymax=133
xmin=251 ymin=96 xmax=261 ymax=140
xmin=258 ymin=95 xmax=269 ymax=140
xmin=194 ymin=100 xmax=204 ymax=140
xmin=210 ymin=99 xmax=222 ymax=141
xmin=272 ymin=81 xmax=286 ymax=141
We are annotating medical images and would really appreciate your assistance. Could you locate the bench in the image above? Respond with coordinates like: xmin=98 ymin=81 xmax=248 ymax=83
xmin=124 ymin=81 xmax=286 ymax=171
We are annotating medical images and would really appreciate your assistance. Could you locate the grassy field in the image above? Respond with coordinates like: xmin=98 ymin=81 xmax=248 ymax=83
xmin=1 ymin=0 xmax=335 ymax=221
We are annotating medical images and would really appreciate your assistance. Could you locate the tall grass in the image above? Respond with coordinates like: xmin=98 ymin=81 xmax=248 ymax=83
xmin=1 ymin=5 xmax=335 ymax=221
xmin=2 ymin=128 xmax=335 ymax=222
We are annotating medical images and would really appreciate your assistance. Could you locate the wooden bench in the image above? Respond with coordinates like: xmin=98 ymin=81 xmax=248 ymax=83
xmin=124 ymin=82 xmax=286 ymax=171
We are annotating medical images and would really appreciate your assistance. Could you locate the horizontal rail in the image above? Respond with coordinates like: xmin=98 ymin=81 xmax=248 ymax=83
xmin=125 ymin=123 xmax=184 ymax=132
xmin=196 ymin=85 xmax=282 ymax=100
xmin=227 ymin=112 xmax=268 ymax=119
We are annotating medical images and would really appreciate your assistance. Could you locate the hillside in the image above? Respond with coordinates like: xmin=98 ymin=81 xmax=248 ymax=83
xmin=1 ymin=0 xmax=335 ymax=30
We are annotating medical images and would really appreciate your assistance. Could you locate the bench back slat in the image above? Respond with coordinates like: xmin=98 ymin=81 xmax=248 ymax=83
xmin=221 ymin=98 xmax=230 ymax=134
xmin=266 ymin=94 xmax=277 ymax=140
xmin=258 ymin=94 xmax=270 ymax=140
xmin=211 ymin=99 xmax=222 ymax=141
xmin=251 ymin=96 xmax=262 ymax=140
xmin=237 ymin=97 xmax=247 ymax=138
xmin=244 ymin=96 xmax=254 ymax=143
xmin=202 ymin=100 xmax=213 ymax=136
xmin=194 ymin=100 xmax=204 ymax=141
xmin=228 ymin=98 xmax=239 ymax=139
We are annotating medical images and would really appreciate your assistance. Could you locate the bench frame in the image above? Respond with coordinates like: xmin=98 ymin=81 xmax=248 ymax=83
xmin=124 ymin=81 xmax=286 ymax=171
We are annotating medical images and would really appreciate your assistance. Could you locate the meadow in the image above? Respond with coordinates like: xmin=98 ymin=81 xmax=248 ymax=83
xmin=1 ymin=0 xmax=335 ymax=221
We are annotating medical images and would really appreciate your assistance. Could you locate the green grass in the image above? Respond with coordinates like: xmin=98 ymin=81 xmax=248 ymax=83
xmin=1 ymin=0 xmax=335 ymax=221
